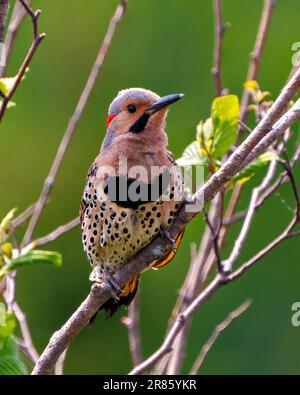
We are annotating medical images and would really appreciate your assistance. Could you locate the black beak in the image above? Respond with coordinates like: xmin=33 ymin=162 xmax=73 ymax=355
xmin=146 ymin=93 xmax=184 ymax=115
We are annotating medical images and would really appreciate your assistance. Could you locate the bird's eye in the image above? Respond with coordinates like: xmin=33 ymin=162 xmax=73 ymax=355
xmin=127 ymin=104 xmax=136 ymax=113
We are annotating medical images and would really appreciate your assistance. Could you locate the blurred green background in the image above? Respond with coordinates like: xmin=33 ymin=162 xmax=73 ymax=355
xmin=1 ymin=0 xmax=300 ymax=374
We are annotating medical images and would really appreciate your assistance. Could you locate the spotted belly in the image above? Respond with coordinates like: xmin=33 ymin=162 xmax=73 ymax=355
xmin=81 ymin=193 xmax=185 ymax=282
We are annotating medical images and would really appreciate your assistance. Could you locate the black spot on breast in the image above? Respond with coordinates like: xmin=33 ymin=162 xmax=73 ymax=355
xmin=102 ymin=169 xmax=170 ymax=210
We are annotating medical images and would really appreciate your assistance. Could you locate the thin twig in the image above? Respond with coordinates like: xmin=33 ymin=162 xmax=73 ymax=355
xmin=54 ymin=349 xmax=68 ymax=375
xmin=11 ymin=202 xmax=36 ymax=229
xmin=0 ymin=202 xmax=38 ymax=243
xmin=228 ymin=216 xmax=298 ymax=281
xmin=238 ymin=0 xmax=275 ymax=134
xmin=211 ymin=0 xmax=226 ymax=96
xmin=241 ymin=99 xmax=300 ymax=170
xmin=13 ymin=301 xmax=39 ymax=364
xmin=281 ymin=149 xmax=300 ymax=216
xmin=23 ymin=216 xmax=80 ymax=252
xmin=190 ymin=299 xmax=252 ymax=374
xmin=1 ymin=0 xmax=32 ymax=76
xmin=0 ymin=1 xmax=45 ymax=120
xmin=121 ymin=290 xmax=143 ymax=367
xmin=238 ymin=120 xmax=253 ymax=134
xmin=4 ymin=270 xmax=39 ymax=365
xmin=22 ymin=0 xmax=127 ymax=246
xmin=223 ymin=159 xmax=277 ymax=272
xmin=203 ymin=207 xmax=223 ymax=273
xmin=223 ymin=140 xmax=300 ymax=227
xmin=0 ymin=0 xmax=9 ymax=43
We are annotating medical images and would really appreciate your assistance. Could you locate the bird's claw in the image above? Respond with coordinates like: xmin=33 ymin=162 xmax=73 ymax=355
xmin=159 ymin=228 xmax=177 ymax=253
xmin=104 ymin=273 xmax=123 ymax=303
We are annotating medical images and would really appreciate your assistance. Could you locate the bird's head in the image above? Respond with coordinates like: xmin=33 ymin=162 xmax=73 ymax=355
xmin=105 ymin=88 xmax=184 ymax=138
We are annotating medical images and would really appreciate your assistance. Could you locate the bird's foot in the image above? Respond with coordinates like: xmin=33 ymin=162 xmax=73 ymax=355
xmin=103 ymin=272 xmax=124 ymax=303
xmin=159 ymin=228 xmax=177 ymax=253
xmin=89 ymin=268 xmax=123 ymax=303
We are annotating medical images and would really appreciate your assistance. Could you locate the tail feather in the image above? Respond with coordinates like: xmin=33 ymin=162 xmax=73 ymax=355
xmin=91 ymin=275 xmax=140 ymax=321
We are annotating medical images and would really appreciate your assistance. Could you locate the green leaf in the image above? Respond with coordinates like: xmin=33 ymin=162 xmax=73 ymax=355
xmin=244 ymin=80 xmax=259 ymax=91
xmin=211 ymin=95 xmax=239 ymax=159
xmin=6 ymin=250 xmax=63 ymax=272
xmin=0 ymin=99 xmax=16 ymax=109
xmin=0 ymin=71 xmax=27 ymax=96
xmin=2 ymin=243 xmax=13 ymax=259
xmin=0 ymin=310 xmax=16 ymax=349
xmin=0 ymin=77 xmax=17 ymax=95
xmin=233 ymin=152 xmax=278 ymax=184
xmin=176 ymin=141 xmax=208 ymax=167
xmin=0 ymin=208 xmax=17 ymax=243
xmin=0 ymin=337 xmax=28 ymax=375
xmin=196 ymin=118 xmax=214 ymax=157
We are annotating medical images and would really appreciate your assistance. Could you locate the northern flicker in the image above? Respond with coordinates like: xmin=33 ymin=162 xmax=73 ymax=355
xmin=80 ymin=88 xmax=187 ymax=316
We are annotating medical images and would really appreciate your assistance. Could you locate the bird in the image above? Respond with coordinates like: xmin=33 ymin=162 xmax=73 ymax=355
xmin=80 ymin=88 xmax=187 ymax=317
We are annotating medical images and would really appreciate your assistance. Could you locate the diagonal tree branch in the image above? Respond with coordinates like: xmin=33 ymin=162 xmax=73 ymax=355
xmin=0 ymin=0 xmax=46 ymax=121
xmin=189 ymin=299 xmax=251 ymax=374
xmin=1 ymin=0 xmax=32 ymax=77
xmin=121 ymin=290 xmax=143 ymax=367
xmin=211 ymin=0 xmax=227 ymax=96
xmin=23 ymin=217 xmax=80 ymax=252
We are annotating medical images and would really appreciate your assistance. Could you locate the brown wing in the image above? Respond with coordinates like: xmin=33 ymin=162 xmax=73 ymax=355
xmin=166 ymin=150 xmax=177 ymax=165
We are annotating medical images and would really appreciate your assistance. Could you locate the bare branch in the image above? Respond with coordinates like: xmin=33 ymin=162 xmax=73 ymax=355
xmin=22 ymin=1 xmax=127 ymax=246
xmin=203 ymin=207 xmax=223 ymax=273
xmin=223 ymin=141 xmax=300 ymax=227
xmin=2 ymin=0 xmax=32 ymax=75
xmin=54 ymin=349 xmax=68 ymax=376
xmin=0 ymin=0 xmax=9 ymax=43
xmin=121 ymin=290 xmax=143 ymax=367
xmin=241 ymin=99 xmax=300 ymax=169
xmin=238 ymin=0 xmax=275 ymax=131
xmin=281 ymin=148 xmax=300 ymax=216
xmin=4 ymin=271 xmax=39 ymax=365
xmin=223 ymin=159 xmax=277 ymax=272
xmin=228 ymin=217 xmax=298 ymax=281
xmin=11 ymin=202 xmax=36 ymax=229
xmin=0 ymin=1 xmax=46 ymax=121
xmin=190 ymin=299 xmax=251 ymax=374
xmin=24 ymin=217 xmax=80 ymax=251
xmin=211 ymin=0 xmax=227 ymax=96
xmin=12 ymin=301 xmax=39 ymax=364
